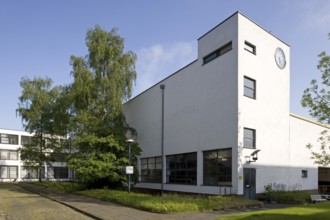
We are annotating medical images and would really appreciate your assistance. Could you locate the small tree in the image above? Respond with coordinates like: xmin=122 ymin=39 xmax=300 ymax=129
xmin=67 ymin=26 xmax=141 ymax=187
xmin=302 ymin=33 xmax=330 ymax=165
xmin=17 ymin=77 xmax=64 ymax=182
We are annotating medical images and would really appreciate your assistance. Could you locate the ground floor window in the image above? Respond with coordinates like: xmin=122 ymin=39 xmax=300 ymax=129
xmin=166 ymin=152 xmax=197 ymax=184
xmin=47 ymin=167 xmax=69 ymax=179
xmin=21 ymin=167 xmax=44 ymax=179
xmin=203 ymin=148 xmax=232 ymax=186
xmin=54 ymin=167 xmax=69 ymax=179
xmin=141 ymin=156 xmax=162 ymax=183
xmin=0 ymin=166 xmax=18 ymax=179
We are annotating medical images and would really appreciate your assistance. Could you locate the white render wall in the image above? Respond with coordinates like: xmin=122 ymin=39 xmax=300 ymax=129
xmin=289 ymin=114 xmax=329 ymax=191
xmin=124 ymin=13 xmax=239 ymax=194
xmin=124 ymin=12 xmax=330 ymax=195
xmin=237 ymin=14 xmax=291 ymax=194
xmin=0 ymin=128 xmax=70 ymax=182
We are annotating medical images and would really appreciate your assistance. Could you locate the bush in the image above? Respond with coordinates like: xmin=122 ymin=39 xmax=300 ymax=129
xmin=264 ymin=183 xmax=310 ymax=204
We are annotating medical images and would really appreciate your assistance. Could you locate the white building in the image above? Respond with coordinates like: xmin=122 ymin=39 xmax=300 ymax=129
xmin=0 ymin=128 xmax=71 ymax=182
xmin=124 ymin=12 xmax=330 ymax=198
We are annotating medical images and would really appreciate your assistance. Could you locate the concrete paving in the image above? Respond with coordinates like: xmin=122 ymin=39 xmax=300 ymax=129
xmin=0 ymin=183 xmax=92 ymax=220
xmin=17 ymin=183 xmax=291 ymax=220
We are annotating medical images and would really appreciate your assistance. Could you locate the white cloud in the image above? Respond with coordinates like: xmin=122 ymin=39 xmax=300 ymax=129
xmin=133 ymin=41 xmax=197 ymax=96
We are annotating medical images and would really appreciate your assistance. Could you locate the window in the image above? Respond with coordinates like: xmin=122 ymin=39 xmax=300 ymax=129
xmin=21 ymin=135 xmax=31 ymax=145
xmin=20 ymin=167 xmax=39 ymax=179
xmin=0 ymin=133 xmax=18 ymax=145
xmin=141 ymin=157 xmax=162 ymax=183
xmin=54 ymin=167 xmax=69 ymax=179
xmin=203 ymin=41 xmax=232 ymax=64
xmin=244 ymin=41 xmax=256 ymax=54
xmin=0 ymin=150 xmax=18 ymax=160
xmin=244 ymin=76 xmax=256 ymax=99
xmin=204 ymin=148 xmax=232 ymax=186
xmin=302 ymin=170 xmax=308 ymax=178
xmin=0 ymin=166 xmax=17 ymax=179
xmin=244 ymin=128 xmax=256 ymax=148
xmin=166 ymin=152 xmax=197 ymax=185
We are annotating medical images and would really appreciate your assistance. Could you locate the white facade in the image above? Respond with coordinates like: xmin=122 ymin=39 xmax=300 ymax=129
xmin=0 ymin=128 xmax=71 ymax=182
xmin=124 ymin=12 xmax=330 ymax=197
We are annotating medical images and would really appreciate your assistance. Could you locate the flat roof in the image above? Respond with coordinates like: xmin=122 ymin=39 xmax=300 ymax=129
xmin=290 ymin=113 xmax=330 ymax=129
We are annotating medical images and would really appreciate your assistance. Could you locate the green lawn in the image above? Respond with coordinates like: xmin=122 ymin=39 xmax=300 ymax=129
xmin=217 ymin=202 xmax=330 ymax=220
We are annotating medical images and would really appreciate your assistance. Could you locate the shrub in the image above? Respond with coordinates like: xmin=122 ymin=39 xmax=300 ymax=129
xmin=264 ymin=183 xmax=310 ymax=204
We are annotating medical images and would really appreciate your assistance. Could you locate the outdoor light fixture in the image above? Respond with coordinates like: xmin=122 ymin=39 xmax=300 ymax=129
xmin=126 ymin=138 xmax=134 ymax=194
xmin=245 ymin=150 xmax=261 ymax=164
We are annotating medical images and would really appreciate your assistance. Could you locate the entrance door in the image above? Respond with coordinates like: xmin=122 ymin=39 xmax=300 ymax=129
xmin=243 ymin=168 xmax=256 ymax=199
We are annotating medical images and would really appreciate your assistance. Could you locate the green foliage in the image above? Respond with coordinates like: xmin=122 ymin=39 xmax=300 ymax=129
xmin=17 ymin=77 xmax=66 ymax=182
xmin=30 ymin=181 xmax=87 ymax=193
xmin=66 ymin=25 xmax=140 ymax=186
xmin=264 ymin=183 xmax=310 ymax=204
xmin=77 ymin=189 xmax=262 ymax=213
xmin=302 ymin=33 xmax=330 ymax=165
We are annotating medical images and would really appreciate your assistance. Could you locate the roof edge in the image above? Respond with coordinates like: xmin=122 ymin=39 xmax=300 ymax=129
xmin=290 ymin=113 xmax=330 ymax=129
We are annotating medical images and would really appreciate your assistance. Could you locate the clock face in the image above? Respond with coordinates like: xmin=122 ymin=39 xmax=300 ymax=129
xmin=274 ymin=47 xmax=286 ymax=69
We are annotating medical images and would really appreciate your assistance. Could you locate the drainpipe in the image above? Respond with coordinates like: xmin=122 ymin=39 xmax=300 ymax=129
xmin=160 ymin=84 xmax=165 ymax=195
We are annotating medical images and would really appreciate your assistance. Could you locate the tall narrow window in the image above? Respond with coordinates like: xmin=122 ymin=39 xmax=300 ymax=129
xmin=244 ymin=41 xmax=256 ymax=55
xmin=244 ymin=128 xmax=256 ymax=148
xmin=244 ymin=76 xmax=256 ymax=99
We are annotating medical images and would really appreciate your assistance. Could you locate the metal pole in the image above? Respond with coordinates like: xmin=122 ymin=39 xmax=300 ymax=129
xmin=160 ymin=84 xmax=165 ymax=195
xmin=128 ymin=143 xmax=131 ymax=194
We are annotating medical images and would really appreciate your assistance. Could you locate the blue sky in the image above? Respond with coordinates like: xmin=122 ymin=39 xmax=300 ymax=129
xmin=0 ymin=0 xmax=329 ymax=130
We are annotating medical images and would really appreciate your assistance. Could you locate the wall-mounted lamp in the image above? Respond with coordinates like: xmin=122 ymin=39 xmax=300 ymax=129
xmin=245 ymin=149 xmax=261 ymax=164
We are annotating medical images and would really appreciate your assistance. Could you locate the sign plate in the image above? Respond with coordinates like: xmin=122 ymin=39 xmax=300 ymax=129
xmin=126 ymin=166 xmax=134 ymax=174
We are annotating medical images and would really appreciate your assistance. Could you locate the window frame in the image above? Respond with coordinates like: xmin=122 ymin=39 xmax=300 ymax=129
xmin=0 ymin=133 xmax=18 ymax=145
xmin=244 ymin=41 xmax=256 ymax=55
xmin=244 ymin=76 xmax=256 ymax=99
xmin=0 ymin=166 xmax=18 ymax=179
xmin=166 ymin=152 xmax=197 ymax=185
xmin=140 ymin=156 xmax=162 ymax=183
xmin=302 ymin=170 xmax=308 ymax=178
xmin=243 ymin=128 xmax=256 ymax=149
xmin=203 ymin=148 xmax=232 ymax=186
xmin=203 ymin=41 xmax=232 ymax=65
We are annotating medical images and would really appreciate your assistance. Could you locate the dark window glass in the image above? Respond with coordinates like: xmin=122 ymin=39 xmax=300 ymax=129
xmin=203 ymin=42 xmax=232 ymax=64
xmin=166 ymin=152 xmax=197 ymax=185
xmin=244 ymin=128 xmax=256 ymax=148
xmin=244 ymin=76 xmax=256 ymax=99
xmin=54 ymin=167 xmax=69 ymax=179
xmin=302 ymin=170 xmax=308 ymax=178
xmin=141 ymin=156 xmax=162 ymax=183
xmin=203 ymin=148 xmax=232 ymax=186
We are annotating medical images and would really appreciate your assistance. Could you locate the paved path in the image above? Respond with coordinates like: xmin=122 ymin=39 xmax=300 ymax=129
xmin=17 ymin=183 xmax=291 ymax=220
xmin=0 ymin=183 xmax=92 ymax=220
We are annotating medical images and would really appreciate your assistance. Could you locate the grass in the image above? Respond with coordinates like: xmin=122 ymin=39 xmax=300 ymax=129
xmin=216 ymin=202 xmax=330 ymax=220
xmin=265 ymin=190 xmax=310 ymax=204
xmin=28 ymin=181 xmax=262 ymax=213
xmin=77 ymin=189 xmax=262 ymax=213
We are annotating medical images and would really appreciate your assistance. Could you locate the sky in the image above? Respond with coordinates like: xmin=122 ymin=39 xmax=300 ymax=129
xmin=0 ymin=0 xmax=329 ymax=131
